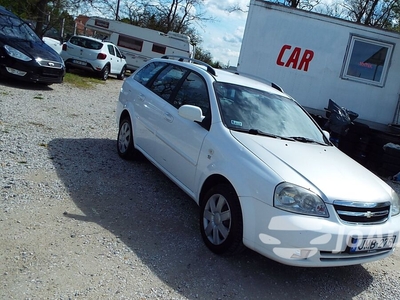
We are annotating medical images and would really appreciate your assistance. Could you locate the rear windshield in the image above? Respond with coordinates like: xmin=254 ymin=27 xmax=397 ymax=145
xmin=69 ymin=36 xmax=103 ymax=50
xmin=0 ymin=12 xmax=40 ymax=42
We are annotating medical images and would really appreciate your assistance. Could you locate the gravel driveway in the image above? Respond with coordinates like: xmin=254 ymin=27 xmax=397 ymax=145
xmin=1 ymin=77 xmax=400 ymax=299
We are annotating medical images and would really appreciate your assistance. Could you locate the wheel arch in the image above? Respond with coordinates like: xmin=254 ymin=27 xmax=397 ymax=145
xmin=118 ymin=109 xmax=131 ymax=126
xmin=199 ymin=174 xmax=237 ymax=206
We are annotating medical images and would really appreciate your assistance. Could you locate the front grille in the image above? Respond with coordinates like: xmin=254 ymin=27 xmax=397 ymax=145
xmin=333 ymin=200 xmax=390 ymax=224
xmin=37 ymin=59 xmax=63 ymax=69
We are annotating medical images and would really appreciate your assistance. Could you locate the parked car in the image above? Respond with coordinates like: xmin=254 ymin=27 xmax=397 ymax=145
xmin=42 ymin=36 xmax=62 ymax=55
xmin=116 ymin=56 xmax=400 ymax=267
xmin=61 ymin=35 xmax=127 ymax=80
xmin=0 ymin=6 xmax=65 ymax=84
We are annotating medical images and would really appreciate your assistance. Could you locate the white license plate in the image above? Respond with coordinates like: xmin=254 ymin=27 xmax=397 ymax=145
xmin=349 ymin=235 xmax=396 ymax=253
xmin=73 ymin=60 xmax=87 ymax=66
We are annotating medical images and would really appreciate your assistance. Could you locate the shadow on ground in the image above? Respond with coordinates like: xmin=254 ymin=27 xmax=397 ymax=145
xmin=47 ymin=137 xmax=373 ymax=299
xmin=0 ymin=77 xmax=54 ymax=90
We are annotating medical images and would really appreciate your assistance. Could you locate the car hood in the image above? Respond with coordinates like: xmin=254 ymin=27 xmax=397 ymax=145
xmin=231 ymin=131 xmax=391 ymax=203
xmin=4 ymin=38 xmax=63 ymax=63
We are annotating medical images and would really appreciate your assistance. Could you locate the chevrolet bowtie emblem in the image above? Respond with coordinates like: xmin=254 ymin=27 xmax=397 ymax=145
xmin=365 ymin=211 xmax=373 ymax=218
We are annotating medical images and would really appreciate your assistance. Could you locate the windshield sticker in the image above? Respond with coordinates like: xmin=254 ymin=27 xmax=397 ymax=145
xmin=231 ymin=120 xmax=243 ymax=127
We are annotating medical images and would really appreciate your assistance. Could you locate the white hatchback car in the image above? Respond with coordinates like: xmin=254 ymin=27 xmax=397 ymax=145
xmin=61 ymin=35 xmax=127 ymax=80
xmin=116 ymin=56 xmax=400 ymax=267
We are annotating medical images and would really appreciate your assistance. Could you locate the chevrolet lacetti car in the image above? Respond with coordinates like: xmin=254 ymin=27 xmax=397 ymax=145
xmin=116 ymin=56 xmax=400 ymax=267
xmin=0 ymin=6 xmax=65 ymax=84
xmin=61 ymin=35 xmax=127 ymax=80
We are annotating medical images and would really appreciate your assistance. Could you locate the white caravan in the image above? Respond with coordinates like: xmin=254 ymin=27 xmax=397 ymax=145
xmin=84 ymin=17 xmax=191 ymax=71
xmin=237 ymin=0 xmax=400 ymax=126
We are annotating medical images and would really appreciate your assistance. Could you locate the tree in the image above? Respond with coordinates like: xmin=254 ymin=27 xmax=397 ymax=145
xmin=0 ymin=0 xmax=79 ymax=38
xmin=274 ymin=0 xmax=322 ymax=10
xmin=342 ymin=0 xmax=400 ymax=28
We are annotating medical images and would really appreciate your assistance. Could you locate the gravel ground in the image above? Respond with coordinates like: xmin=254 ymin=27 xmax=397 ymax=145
xmin=1 ymin=76 xmax=400 ymax=300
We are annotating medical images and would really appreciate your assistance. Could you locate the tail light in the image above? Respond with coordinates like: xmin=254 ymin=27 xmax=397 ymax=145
xmin=62 ymin=44 xmax=67 ymax=51
xmin=97 ymin=53 xmax=107 ymax=60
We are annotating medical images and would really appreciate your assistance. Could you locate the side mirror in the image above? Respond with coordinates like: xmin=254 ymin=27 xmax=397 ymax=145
xmin=322 ymin=130 xmax=330 ymax=140
xmin=178 ymin=105 xmax=205 ymax=122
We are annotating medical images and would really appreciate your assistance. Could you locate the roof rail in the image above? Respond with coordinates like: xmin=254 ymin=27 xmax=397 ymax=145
xmin=235 ymin=72 xmax=284 ymax=93
xmin=161 ymin=55 xmax=216 ymax=76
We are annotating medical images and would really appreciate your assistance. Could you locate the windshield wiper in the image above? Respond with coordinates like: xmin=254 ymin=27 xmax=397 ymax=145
xmin=232 ymin=128 xmax=295 ymax=141
xmin=289 ymin=136 xmax=327 ymax=145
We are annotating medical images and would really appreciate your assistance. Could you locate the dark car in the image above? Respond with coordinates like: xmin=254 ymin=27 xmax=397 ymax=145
xmin=0 ymin=6 xmax=65 ymax=84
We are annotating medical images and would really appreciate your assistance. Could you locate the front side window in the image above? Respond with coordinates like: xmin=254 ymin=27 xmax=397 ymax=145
xmin=150 ymin=65 xmax=187 ymax=101
xmin=342 ymin=36 xmax=393 ymax=86
xmin=174 ymin=72 xmax=209 ymax=114
xmin=215 ymin=82 xmax=325 ymax=144
xmin=115 ymin=47 xmax=123 ymax=58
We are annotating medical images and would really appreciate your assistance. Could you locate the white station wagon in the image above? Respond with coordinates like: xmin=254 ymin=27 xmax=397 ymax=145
xmin=116 ymin=56 xmax=400 ymax=267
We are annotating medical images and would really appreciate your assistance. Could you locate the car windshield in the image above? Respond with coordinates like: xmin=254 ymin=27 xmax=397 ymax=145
xmin=0 ymin=13 xmax=41 ymax=42
xmin=214 ymin=82 xmax=327 ymax=144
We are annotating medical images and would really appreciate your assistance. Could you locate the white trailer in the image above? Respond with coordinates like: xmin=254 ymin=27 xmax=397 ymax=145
xmin=84 ymin=17 xmax=191 ymax=71
xmin=237 ymin=0 xmax=400 ymax=126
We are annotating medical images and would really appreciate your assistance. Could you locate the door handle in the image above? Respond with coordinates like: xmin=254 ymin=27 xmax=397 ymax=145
xmin=164 ymin=112 xmax=174 ymax=123
xmin=138 ymin=94 xmax=145 ymax=102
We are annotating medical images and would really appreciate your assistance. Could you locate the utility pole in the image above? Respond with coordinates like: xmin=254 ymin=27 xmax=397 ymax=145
xmin=116 ymin=0 xmax=120 ymax=20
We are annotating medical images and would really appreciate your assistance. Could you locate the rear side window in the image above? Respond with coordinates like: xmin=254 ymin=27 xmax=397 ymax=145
xmin=134 ymin=62 xmax=166 ymax=86
xmin=150 ymin=65 xmax=187 ymax=101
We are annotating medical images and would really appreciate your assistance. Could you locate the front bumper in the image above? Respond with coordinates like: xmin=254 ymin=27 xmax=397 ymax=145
xmin=0 ymin=59 xmax=65 ymax=84
xmin=240 ymin=196 xmax=400 ymax=267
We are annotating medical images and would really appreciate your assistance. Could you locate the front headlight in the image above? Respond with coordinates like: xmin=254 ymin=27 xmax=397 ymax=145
xmin=274 ymin=182 xmax=329 ymax=217
xmin=4 ymin=45 xmax=32 ymax=61
xmin=391 ymin=189 xmax=400 ymax=216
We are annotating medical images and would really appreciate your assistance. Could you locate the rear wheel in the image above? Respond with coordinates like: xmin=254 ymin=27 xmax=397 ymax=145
xmin=117 ymin=117 xmax=137 ymax=160
xmin=200 ymin=184 xmax=245 ymax=255
xmin=100 ymin=64 xmax=110 ymax=80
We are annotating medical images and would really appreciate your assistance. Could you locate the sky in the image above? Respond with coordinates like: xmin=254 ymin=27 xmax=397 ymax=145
xmin=195 ymin=0 xmax=250 ymax=67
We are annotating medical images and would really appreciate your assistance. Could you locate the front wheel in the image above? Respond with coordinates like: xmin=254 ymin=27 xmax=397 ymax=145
xmin=118 ymin=66 xmax=126 ymax=80
xmin=200 ymin=184 xmax=245 ymax=255
xmin=117 ymin=117 xmax=137 ymax=160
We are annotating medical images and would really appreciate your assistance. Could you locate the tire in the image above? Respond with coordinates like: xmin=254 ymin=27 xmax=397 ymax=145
xmin=200 ymin=184 xmax=245 ymax=255
xmin=100 ymin=64 xmax=110 ymax=81
xmin=117 ymin=117 xmax=137 ymax=160
xmin=117 ymin=66 xmax=126 ymax=80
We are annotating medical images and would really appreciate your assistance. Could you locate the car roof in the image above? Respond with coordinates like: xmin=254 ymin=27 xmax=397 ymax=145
xmin=151 ymin=56 xmax=286 ymax=95
xmin=71 ymin=35 xmax=105 ymax=42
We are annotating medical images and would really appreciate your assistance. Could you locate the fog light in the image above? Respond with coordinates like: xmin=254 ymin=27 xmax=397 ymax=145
xmin=273 ymin=247 xmax=318 ymax=260
xmin=291 ymin=249 xmax=312 ymax=259
xmin=6 ymin=67 xmax=27 ymax=76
